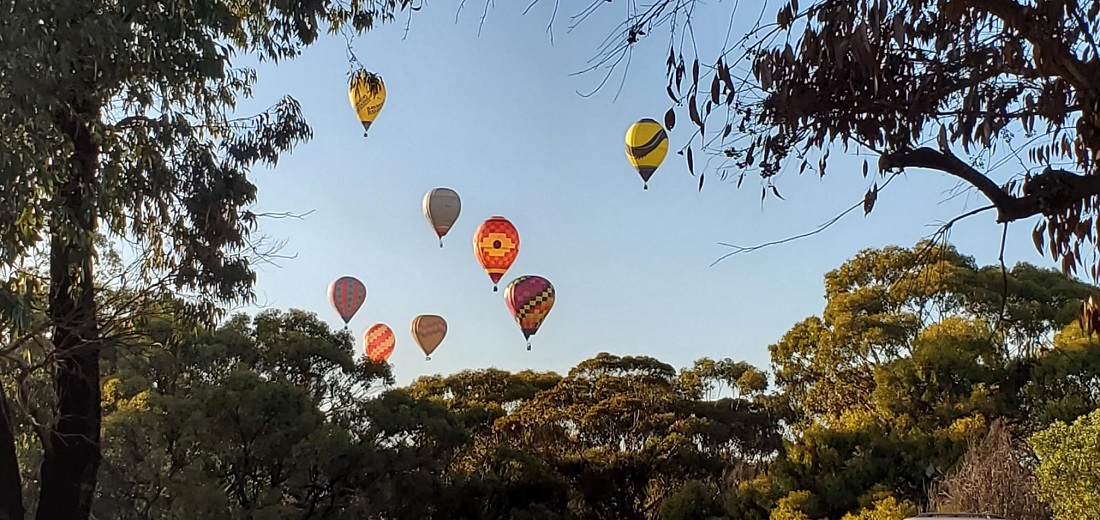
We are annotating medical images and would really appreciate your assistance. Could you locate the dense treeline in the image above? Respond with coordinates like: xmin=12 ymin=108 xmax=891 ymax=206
xmin=5 ymin=241 xmax=1100 ymax=519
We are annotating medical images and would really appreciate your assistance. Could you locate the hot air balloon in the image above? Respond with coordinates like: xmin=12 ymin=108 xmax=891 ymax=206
xmin=504 ymin=275 xmax=555 ymax=350
xmin=329 ymin=276 xmax=367 ymax=326
xmin=411 ymin=314 xmax=447 ymax=360
xmin=423 ymin=188 xmax=461 ymax=248
xmin=349 ymin=70 xmax=386 ymax=137
xmin=473 ymin=216 xmax=520 ymax=292
xmin=625 ymin=118 xmax=669 ymax=190
xmin=364 ymin=323 xmax=395 ymax=363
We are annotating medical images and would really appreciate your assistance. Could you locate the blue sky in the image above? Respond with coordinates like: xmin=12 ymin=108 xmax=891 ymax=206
xmin=231 ymin=2 xmax=1052 ymax=386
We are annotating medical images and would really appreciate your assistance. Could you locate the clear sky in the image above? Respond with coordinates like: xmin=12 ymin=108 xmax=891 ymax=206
xmin=229 ymin=2 xmax=1051 ymax=386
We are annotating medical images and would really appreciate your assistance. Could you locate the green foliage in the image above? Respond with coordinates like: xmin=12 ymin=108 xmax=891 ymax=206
xmin=770 ymin=241 xmax=1093 ymax=422
xmin=840 ymin=496 xmax=919 ymax=520
xmin=658 ymin=480 xmax=725 ymax=520
xmin=92 ymin=306 xmax=467 ymax=520
xmin=442 ymin=446 xmax=572 ymax=520
xmin=769 ymin=491 xmax=814 ymax=520
xmin=1022 ymin=324 xmax=1100 ymax=427
xmin=765 ymin=241 xmax=1100 ymax=518
xmin=1029 ymin=409 xmax=1100 ymax=520
xmin=0 ymin=0 xmax=412 ymax=279
xmin=488 ymin=352 xmax=782 ymax=520
xmin=407 ymin=367 xmax=561 ymax=435
xmin=6 ymin=240 xmax=1099 ymax=519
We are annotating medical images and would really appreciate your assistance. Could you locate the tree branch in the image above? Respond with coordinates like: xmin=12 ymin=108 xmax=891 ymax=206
xmin=110 ymin=116 xmax=160 ymax=130
xmin=713 ymin=172 xmax=904 ymax=265
xmin=880 ymin=147 xmax=1015 ymax=212
xmin=954 ymin=0 xmax=1097 ymax=89
xmin=880 ymin=146 xmax=1100 ymax=223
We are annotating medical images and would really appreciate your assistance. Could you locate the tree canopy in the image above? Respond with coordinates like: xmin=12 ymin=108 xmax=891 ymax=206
xmin=2 ymin=241 xmax=1097 ymax=519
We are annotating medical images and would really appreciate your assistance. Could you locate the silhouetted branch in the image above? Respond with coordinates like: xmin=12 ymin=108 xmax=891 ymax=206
xmin=881 ymin=147 xmax=1100 ymax=223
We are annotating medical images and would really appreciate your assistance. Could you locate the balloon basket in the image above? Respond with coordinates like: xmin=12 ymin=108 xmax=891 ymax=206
xmin=425 ymin=355 xmax=431 ymax=361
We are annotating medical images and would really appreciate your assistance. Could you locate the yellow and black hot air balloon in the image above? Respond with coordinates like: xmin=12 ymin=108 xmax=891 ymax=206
xmin=624 ymin=118 xmax=669 ymax=190
xmin=349 ymin=70 xmax=387 ymax=137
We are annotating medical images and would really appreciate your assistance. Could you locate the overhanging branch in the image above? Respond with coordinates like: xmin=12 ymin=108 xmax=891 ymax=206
xmin=880 ymin=146 xmax=1100 ymax=223
xmin=880 ymin=147 xmax=1014 ymax=211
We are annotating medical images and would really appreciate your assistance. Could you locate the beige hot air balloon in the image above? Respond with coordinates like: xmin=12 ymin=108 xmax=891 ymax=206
xmin=423 ymin=188 xmax=461 ymax=247
xmin=411 ymin=314 xmax=447 ymax=360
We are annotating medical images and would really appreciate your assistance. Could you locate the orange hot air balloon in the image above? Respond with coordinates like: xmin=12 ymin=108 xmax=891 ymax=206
xmin=504 ymin=275 xmax=555 ymax=351
xmin=411 ymin=314 xmax=447 ymax=360
xmin=364 ymin=323 xmax=395 ymax=363
xmin=473 ymin=216 xmax=520 ymax=292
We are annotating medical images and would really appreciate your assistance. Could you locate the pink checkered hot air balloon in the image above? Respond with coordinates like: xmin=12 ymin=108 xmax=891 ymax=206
xmin=504 ymin=275 xmax=555 ymax=351
xmin=328 ymin=276 xmax=367 ymax=326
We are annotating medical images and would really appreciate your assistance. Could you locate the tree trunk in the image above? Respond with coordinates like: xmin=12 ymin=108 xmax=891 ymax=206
xmin=0 ymin=384 xmax=24 ymax=520
xmin=35 ymin=114 xmax=102 ymax=520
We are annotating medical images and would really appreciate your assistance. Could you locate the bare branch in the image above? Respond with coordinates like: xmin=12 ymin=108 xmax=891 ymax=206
xmin=712 ymin=172 xmax=903 ymax=265
xmin=251 ymin=210 xmax=316 ymax=220
xmin=928 ymin=205 xmax=999 ymax=236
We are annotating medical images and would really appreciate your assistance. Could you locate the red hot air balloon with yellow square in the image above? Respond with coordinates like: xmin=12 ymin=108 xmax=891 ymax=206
xmin=504 ymin=275 xmax=555 ymax=350
xmin=364 ymin=323 xmax=395 ymax=363
xmin=473 ymin=216 xmax=520 ymax=292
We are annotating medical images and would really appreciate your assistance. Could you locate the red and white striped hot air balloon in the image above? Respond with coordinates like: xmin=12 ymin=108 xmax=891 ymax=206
xmin=329 ymin=276 xmax=367 ymax=326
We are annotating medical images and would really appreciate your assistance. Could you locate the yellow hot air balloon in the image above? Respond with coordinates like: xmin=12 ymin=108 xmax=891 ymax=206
xmin=423 ymin=188 xmax=461 ymax=248
xmin=411 ymin=314 xmax=447 ymax=360
xmin=349 ymin=70 xmax=387 ymax=137
xmin=625 ymin=118 xmax=669 ymax=190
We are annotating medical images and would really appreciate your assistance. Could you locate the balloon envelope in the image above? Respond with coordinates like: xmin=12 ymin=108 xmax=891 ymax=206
xmin=624 ymin=118 xmax=669 ymax=189
xmin=364 ymin=323 xmax=395 ymax=363
xmin=411 ymin=314 xmax=447 ymax=359
xmin=473 ymin=216 xmax=520 ymax=291
xmin=329 ymin=276 xmax=367 ymax=324
xmin=504 ymin=275 xmax=555 ymax=349
xmin=423 ymin=188 xmax=461 ymax=247
xmin=349 ymin=71 xmax=386 ymax=137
